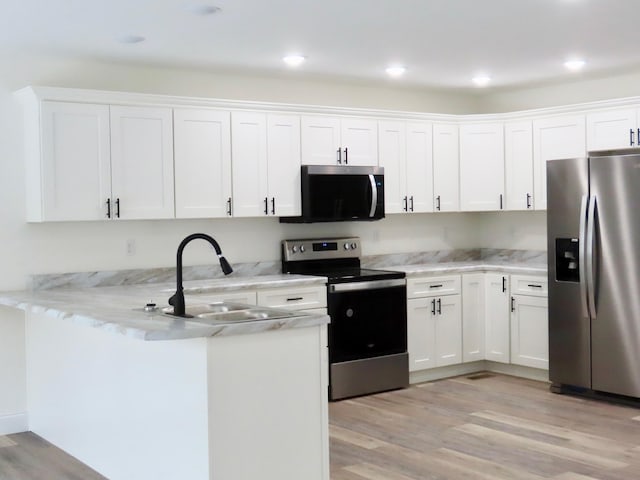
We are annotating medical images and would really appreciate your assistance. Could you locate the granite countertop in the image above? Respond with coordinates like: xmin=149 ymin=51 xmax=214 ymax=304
xmin=0 ymin=274 xmax=329 ymax=342
xmin=391 ymin=261 xmax=547 ymax=277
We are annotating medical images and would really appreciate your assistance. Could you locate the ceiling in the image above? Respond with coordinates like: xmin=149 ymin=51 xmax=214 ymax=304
xmin=4 ymin=0 xmax=640 ymax=91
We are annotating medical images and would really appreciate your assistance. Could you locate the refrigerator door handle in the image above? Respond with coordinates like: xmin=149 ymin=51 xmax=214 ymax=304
xmin=578 ymin=194 xmax=590 ymax=319
xmin=586 ymin=195 xmax=597 ymax=319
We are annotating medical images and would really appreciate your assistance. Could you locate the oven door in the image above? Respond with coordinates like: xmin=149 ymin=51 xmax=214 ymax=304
xmin=328 ymin=279 xmax=407 ymax=363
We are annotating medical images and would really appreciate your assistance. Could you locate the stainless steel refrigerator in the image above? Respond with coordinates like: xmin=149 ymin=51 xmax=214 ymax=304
xmin=548 ymin=148 xmax=640 ymax=399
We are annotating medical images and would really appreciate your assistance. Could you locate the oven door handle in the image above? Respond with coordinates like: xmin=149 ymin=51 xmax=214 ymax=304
xmin=368 ymin=174 xmax=377 ymax=217
xmin=329 ymin=278 xmax=405 ymax=292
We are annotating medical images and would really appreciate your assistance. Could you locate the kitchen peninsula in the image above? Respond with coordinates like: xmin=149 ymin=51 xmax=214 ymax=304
xmin=0 ymin=274 xmax=330 ymax=480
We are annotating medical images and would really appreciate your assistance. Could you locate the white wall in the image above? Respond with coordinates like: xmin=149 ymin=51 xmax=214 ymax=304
xmin=476 ymin=211 xmax=547 ymax=251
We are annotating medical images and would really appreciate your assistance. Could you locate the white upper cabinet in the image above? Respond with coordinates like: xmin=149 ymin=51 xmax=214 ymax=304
xmin=266 ymin=114 xmax=302 ymax=217
xmin=504 ymin=121 xmax=534 ymax=211
xmin=173 ymin=109 xmax=232 ymax=219
xmin=378 ymin=121 xmax=433 ymax=214
xmin=110 ymin=106 xmax=175 ymax=220
xmin=231 ymin=112 xmax=301 ymax=218
xmin=301 ymin=115 xmax=377 ymax=166
xmin=38 ymin=101 xmax=112 ymax=221
xmin=459 ymin=122 xmax=505 ymax=211
xmin=533 ymin=114 xmax=586 ymax=211
xmin=432 ymin=123 xmax=460 ymax=212
xmin=586 ymin=107 xmax=639 ymax=151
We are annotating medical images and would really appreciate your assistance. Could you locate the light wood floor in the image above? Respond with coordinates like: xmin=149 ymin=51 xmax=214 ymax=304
xmin=329 ymin=373 xmax=640 ymax=480
xmin=1 ymin=373 xmax=638 ymax=479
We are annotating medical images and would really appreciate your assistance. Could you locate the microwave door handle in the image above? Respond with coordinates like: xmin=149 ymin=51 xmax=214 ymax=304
xmin=368 ymin=174 xmax=377 ymax=217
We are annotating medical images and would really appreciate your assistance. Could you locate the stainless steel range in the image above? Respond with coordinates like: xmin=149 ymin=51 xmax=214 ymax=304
xmin=281 ymin=237 xmax=409 ymax=400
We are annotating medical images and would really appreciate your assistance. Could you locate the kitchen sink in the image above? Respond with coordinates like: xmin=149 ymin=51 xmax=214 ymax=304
xmin=161 ymin=302 xmax=297 ymax=324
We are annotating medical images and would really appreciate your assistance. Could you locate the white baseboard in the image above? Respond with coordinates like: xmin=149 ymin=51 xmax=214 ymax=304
xmin=410 ymin=360 xmax=550 ymax=385
xmin=486 ymin=361 xmax=550 ymax=382
xmin=0 ymin=413 xmax=28 ymax=435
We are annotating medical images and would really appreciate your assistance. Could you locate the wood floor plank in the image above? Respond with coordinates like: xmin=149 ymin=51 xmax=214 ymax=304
xmin=344 ymin=462 xmax=419 ymax=480
xmin=329 ymin=424 xmax=392 ymax=450
xmin=552 ymin=473 xmax=602 ymax=480
xmin=0 ymin=437 xmax=17 ymax=448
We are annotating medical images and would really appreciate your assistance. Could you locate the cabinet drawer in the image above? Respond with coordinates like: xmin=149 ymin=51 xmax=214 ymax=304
xmin=407 ymin=275 xmax=461 ymax=298
xmin=510 ymin=275 xmax=548 ymax=297
xmin=257 ymin=285 xmax=327 ymax=311
xmin=188 ymin=290 xmax=257 ymax=306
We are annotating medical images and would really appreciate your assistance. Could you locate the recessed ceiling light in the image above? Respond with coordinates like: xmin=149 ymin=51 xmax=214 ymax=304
xmin=385 ymin=66 xmax=407 ymax=78
xmin=472 ymin=75 xmax=491 ymax=87
xmin=187 ymin=4 xmax=221 ymax=15
xmin=116 ymin=35 xmax=145 ymax=45
xmin=283 ymin=55 xmax=306 ymax=67
xmin=564 ymin=59 xmax=586 ymax=71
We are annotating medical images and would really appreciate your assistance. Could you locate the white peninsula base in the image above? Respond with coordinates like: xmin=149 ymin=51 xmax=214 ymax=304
xmin=25 ymin=312 xmax=329 ymax=480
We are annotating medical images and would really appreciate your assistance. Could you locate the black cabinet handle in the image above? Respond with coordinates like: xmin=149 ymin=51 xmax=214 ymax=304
xmin=271 ymin=197 xmax=275 ymax=215
xmin=500 ymin=193 xmax=503 ymax=210
xmin=286 ymin=297 xmax=303 ymax=302
xmin=526 ymin=193 xmax=532 ymax=209
xmin=106 ymin=198 xmax=111 ymax=219
xmin=115 ymin=198 xmax=120 ymax=218
xmin=637 ymin=128 xmax=639 ymax=145
xmin=264 ymin=197 xmax=268 ymax=215
xmin=403 ymin=196 xmax=408 ymax=212
xmin=502 ymin=276 xmax=506 ymax=293
xmin=431 ymin=298 xmax=436 ymax=315
xmin=511 ymin=296 xmax=515 ymax=312
xmin=337 ymin=148 xmax=342 ymax=164
xmin=344 ymin=147 xmax=348 ymax=164
xmin=429 ymin=284 xmax=443 ymax=289
xmin=527 ymin=284 xmax=543 ymax=288
xmin=631 ymin=129 xmax=635 ymax=146
xmin=227 ymin=197 xmax=232 ymax=216
xmin=436 ymin=195 xmax=441 ymax=211
xmin=410 ymin=195 xmax=414 ymax=212
xmin=437 ymin=298 xmax=442 ymax=315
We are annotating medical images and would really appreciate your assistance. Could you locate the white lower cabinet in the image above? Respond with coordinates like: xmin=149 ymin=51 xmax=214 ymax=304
xmin=461 ymin=273 xmax=485 ymax=362
xmin=407 ymin=275 xmax=461 ymax=371
xmin=484 ymin=273 xmax=511 ymax=363
xmin=510 ymin=275 xmax=549 ymax=370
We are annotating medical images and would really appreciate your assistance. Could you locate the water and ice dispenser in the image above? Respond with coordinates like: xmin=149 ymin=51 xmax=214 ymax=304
xmin=555 ymin=238 xmax=580 ymax=282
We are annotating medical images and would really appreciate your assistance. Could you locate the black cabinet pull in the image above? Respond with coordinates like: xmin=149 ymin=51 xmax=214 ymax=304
xmin=264 ymin=197 xmax=268 ymax=215
xmin=344 ymin=147 xmax=348 ymax=164
xmin=271 ymin=197 xmax=275 ymax=215
xmin=637 ymin=128 xmax=639 ymax=145
xmin=115 ymin=198 xmax=120 ymax=218
xmin=437 ymin=298 xmax=442 ymax=315
xmin=337 ymin=148 xmax=342 ymax=164
xmin=403 ymin=196 xmax=408 ymax=212
xmin=511 ymin=296 xmax=515 ymax=312
xmin=429 ymin=284 xmax=443 ymax=289
xmin=410 ymin=195 xmax=414 ymax=212
xmin=106 ymin=198 xmax=111 ymax=219
xmin=286 ymin=297 xmax=303 ymax=302
xmin=227 ymin=197 xmax=232 ymax=216
xmin=431 ymin=298 xmax=436 ymax=315
xmin=436 ymin=195 xmax=441 ymax=211
xmin=631 ymin=129 xmax=635 ymax=146
xmin=527 ymin=284 xmax=543 ymax=288
xmin=502 ymin=276 xmax=506 ymax=293
xmin=526 ymin=193 xmax=532 ymax=209
xmin=499 ymin=193 xmax=503 ymax=210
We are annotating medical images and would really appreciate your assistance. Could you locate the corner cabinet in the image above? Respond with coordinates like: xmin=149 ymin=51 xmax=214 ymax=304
xmin=231 ymin=112 xmax=301 ymax=217
xmin=504 ymin=121 xmax=534 ymax=211
xmin=459 ymin=122 xmax=505 ymax=211
xmin=484 ymin=273 xmax=510 ymax=363
xmin=378 ymin=121 xmax=433 ymax=214
xmin=301 ymin=115 xmax=378 ymax=166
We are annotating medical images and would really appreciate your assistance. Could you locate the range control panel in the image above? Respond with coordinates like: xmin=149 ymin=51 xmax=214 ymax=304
xmin=281 ymin=237 xmax=361 ymax=262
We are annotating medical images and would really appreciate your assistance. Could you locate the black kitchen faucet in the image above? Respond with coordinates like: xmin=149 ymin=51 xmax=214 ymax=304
xmin=168 ymin=233 xmax=233 ymax=317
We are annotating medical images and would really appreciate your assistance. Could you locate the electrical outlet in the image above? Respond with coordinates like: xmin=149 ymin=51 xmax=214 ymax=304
xmin=126 ymin=238 xmax=136 ymax=256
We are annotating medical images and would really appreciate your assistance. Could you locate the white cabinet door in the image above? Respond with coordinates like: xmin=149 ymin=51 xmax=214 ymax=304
xmin=484 ymin=273 xmax=510 ymax=363
xmin=266 ymin=114 xmax=301 ymax=217
xmin=433 ymin=123 xmax=459 ymax=212
xmin=110 ymin=105 xmax=175 ymax=219
xmin=407 ymin=298 xmax=436 ymax=371
xmin=435 ymin=294 xmax=462 ymax=367
xmin=462 ymin=273 xmax=485 ymax=363
xmin=511 ymin=295 xmax=549 ymax=369
xmin=459 ymin=123 xmax=505 ymax=211
xmin=378 ymin=120 xmax=406 ymax=214
xmin=505 ymin=121 xmax=534 ymax=211
xmin=341 ymin=118 xmax=378 ymax=166
xmin=40 ymin=101 xmax=111 ymax=221
xmin=300 ymin=116 xmax=341 ymax=165
xmin=406 ymin=122 xmax=434 ymax=213
xmin=533 ymin=115 xmax=586 ymax=211
xmin=586 ymin=108 xmax=637 ymax=151
xmin=231 ymin=112 xmax=268 ymax=217
xmin=173 ymin=109 xmax=232 ymax=218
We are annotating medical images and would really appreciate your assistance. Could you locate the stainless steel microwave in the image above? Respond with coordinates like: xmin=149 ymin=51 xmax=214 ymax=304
xmin=280 ymin=165 xmax=384 ymax=223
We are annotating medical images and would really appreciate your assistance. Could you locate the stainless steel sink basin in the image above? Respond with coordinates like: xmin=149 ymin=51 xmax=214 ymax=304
xmin=162 ymin=302 xmax=297 ymax=324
